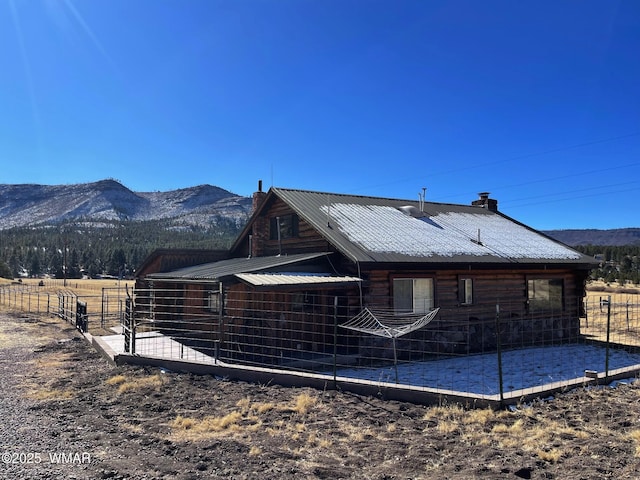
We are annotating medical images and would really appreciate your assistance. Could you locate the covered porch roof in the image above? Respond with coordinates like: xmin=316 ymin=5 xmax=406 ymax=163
xmin=144 ymin=252 xmax=354 ymax=285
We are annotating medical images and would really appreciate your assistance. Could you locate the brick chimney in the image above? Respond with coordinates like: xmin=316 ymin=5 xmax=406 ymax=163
xmin=472 ymin=192 xmax=498 ymax=212
xmin=251 ymin=180 xmax=267 ymax=257
xmin=252 ymin=179 xmax=266 ymax=213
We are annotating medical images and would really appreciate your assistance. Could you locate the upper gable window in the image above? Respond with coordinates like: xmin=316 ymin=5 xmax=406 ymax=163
xmin=269 ymin=214 xmax=299 ymax=240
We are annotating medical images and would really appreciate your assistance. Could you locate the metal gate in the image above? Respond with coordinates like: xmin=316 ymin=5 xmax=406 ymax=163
xmin=76 ymin=300 xmax=88 ymax=333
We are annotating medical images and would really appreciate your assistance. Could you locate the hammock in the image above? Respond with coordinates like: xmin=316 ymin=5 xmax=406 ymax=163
xmin=340 ymin=307 xmax=440 ymax=339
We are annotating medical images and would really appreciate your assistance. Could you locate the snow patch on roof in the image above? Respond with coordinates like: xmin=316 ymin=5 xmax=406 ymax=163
xmin=322 ymin=203 xmax=581 ymax=260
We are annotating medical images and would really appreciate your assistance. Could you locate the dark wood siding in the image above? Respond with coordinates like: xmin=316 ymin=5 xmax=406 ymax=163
xmin=354 ymin=267 xmax=587 ymax=353
xmin=257 ymin=198 xmax=333 ymax=256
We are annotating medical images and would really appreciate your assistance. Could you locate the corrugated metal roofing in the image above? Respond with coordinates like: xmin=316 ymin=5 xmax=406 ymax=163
xmin=146 ymin=252 xmax=331 ymax=281
xmin=272 ymin=188 xmax=593 ymax=265
xmin=234 ymin=272 xmax=362 ymax=287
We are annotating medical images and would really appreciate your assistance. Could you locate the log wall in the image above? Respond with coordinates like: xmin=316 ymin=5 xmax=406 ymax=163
xmin=255 ymin=198 xmax=333 ymax=256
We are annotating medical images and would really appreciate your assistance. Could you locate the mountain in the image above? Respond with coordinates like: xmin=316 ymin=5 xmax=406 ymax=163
xmin=2 ymin=181 xmax=637 ymax=246
xmin=543 ymin=228 xmax=640 ymax=247
xmin=0 ymin=179 xmax=252 ymax=229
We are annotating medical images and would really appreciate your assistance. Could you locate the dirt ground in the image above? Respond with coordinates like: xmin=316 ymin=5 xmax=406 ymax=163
xmin=2 ymin=312 xmax=640 ymax=479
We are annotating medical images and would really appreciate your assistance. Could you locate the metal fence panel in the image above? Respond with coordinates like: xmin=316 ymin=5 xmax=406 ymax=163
xmin=125 ymin=287 xmax=640 ymax=397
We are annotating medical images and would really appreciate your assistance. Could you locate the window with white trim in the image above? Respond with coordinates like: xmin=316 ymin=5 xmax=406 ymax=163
xmin=459 ymin=277 xmax=473 ymax=305
xmin=206 ymin=291 xmax=221 ymax=313
xmin=393 ymin=278 xmax=434 ymax=314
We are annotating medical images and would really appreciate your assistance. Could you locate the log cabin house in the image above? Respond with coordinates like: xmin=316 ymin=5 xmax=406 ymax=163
xmin=135 ymin=182 xmax=596 ymax=367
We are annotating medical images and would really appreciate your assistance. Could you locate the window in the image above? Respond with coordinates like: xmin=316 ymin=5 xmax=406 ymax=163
xmin=393 ymin=278 xmax=434 ymax=314
xmin=206 ymin=290 xmax=221 ymax=313
xmin=527 ymin=278 xmax=563 ymax=312
xmin=291 ymin=292 xmax=305 ymax=312
xmin=458 ymin=277 xmax=473 ymax=305
xmin=269 ymin=214 xmax=299 ymax=240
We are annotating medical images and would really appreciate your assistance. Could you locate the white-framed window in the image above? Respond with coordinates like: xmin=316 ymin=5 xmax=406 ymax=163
xmin=527 ymin=278 xmax=563 ymax=312
xmin=458 ymin=277 xmax=473 ymax=305
xmin=206 ymin=290 xmax=221 ymax=313
xmin=393 ymin=278 xmax=434 ymax=314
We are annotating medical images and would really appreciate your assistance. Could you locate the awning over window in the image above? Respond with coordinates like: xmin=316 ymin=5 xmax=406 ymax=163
xmin=234 ymin=272 xmax=362 ymax=287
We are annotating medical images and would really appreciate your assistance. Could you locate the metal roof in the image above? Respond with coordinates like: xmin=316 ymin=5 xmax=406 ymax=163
xmin=270 ymin=188 xmax=594 ymax=266
xmin=146 ymin=252 xmax=331 ymax=281
xmin=234 ymin=272 xmax=362 ymax=287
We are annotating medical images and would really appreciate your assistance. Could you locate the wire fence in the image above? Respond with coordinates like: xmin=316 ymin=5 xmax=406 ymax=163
xmin=2 ymin=282 xmax=639 ymax=400
xmin=123 ymin=287 xmax=640 ymax=400
xmin=0 ymin=283 xmax=129 ymax=334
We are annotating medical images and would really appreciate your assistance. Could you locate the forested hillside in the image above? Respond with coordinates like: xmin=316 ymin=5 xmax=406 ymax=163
xmin=544 ymin=228 xmax=640 ymax=247
xmin=0 ymin=218 xmax=242 ymax=279
xmin=575 ymin=245 xmax=640 ymax=286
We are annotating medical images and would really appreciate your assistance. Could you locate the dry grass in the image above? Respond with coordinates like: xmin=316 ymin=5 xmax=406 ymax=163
xmin=0 ymin=314 xmax=62 ymax=349
xmin=626 ymin=429 xmax=640 ymax=456
xmin=107 ymin=373 xmax=165 ymax=394
xmin=105 ymin=374 xmax=127 ymax=385
xmin=248 ymin=446 xmax=262 ymax=456
xmin=170 ymin=411 xmax=249 ymax=441
xmin=19 ymin=350 xmax=78 ymax=402
xmin=173 ymin=411 xmax=244 ymax=432
xmin=254 ymin=402 xmax=275 ymax=414
xmin=27 ymin=388 xmax=75 ymax=401
xmin=536 ymin=448 xmax=562 ymax=463
xmin=583 ymin=287 xmax=640 ymax=345
xmin=419 ymin=403 xmax=598 ymax=463
xmin=15 ymin=277 xmax=135 ymax=295
xmin=169 ymin=391 xmax=324 ymax=444
xmin=289 ymin=392 xmax=317 ymax=415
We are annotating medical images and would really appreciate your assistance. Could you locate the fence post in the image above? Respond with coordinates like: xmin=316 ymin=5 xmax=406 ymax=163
xmin=605 ymin=295 xmax=611 ymax=381
xmin=627 ymin=301 xmax=630 ymax=332
xmin=333 ymin=296 xmax=338 ymax=386
xmin=218 ymin=284 xmax=224 ymax=361
xmin=216 ymin=282 xmax=226 ymax=363
xmin=124 ymin=298 xmax=130 ymax=353
xmin=496 ymin=303 xmax=504 ymax=406
xmin=102 ymin=288 xmax=108 ymax=328
xmin=101 ymin=288 xmax=105 ymax=329
xmin=584 ymin=296 xmax=589 ymax=328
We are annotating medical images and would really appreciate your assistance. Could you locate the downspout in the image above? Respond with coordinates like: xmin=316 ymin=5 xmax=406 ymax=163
xmin=276 ymin=216 xmax=282 ymax=256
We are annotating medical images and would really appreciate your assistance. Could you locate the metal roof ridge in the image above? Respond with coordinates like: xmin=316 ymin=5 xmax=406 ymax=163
xmin=273 ymin=186 xmax=475 ymax=209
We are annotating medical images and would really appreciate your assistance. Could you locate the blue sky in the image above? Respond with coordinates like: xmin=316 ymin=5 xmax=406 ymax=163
xmin=2 ymin=0 xmax=639 ymax=230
